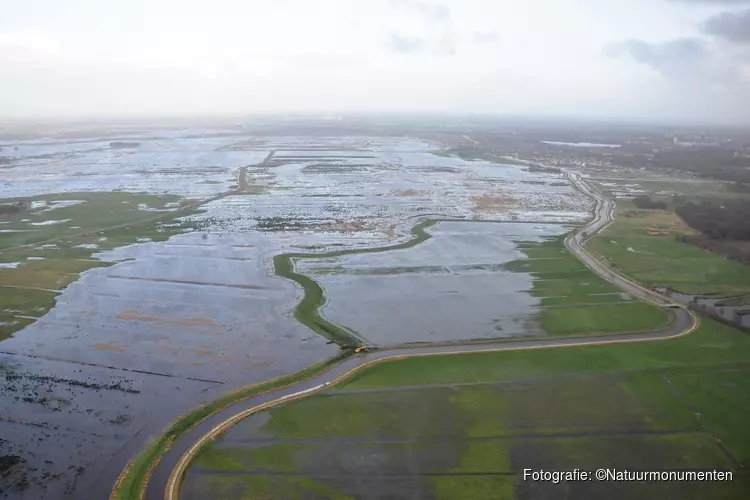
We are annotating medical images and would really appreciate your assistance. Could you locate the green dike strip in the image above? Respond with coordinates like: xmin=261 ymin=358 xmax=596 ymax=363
xmin=272 ymin=219 xmax=439 ymax=346
xmin=109 ymin=351 xmax=352 ymax=500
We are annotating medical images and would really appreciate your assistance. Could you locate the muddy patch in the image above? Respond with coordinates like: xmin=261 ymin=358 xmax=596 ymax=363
xmin=115 ymin=310 xmax=220 ymax=330
xmin=391 ymin=189 xmax=431 ymax=197
xmin=91 ymin=342 xmax=125 ymax=352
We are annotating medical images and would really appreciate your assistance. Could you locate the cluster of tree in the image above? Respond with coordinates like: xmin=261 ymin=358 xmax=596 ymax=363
xmin=677 ymin=199 xmax=750 ymax=241
xmin=676 ymin=199 xmax=750 ymax=264
xmin=613 ymin=149 xmax=750 ymax=184
xmin=633 ymin=196 xmax=668 ymax=210
xmin=679 ymin=234 xmax=750 ymax=265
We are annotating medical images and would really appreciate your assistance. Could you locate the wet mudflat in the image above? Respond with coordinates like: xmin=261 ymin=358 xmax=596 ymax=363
xmin=297 ymin=222 xmax=571 ymax=344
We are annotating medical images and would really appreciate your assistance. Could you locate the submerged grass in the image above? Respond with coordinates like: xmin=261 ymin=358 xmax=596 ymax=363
xmin=667 ymin=368 xmax=750 ymax=467
xmin=183 ymin=473 xmax=354 ymax=500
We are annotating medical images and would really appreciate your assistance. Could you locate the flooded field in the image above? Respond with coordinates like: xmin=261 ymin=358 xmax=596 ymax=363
xmin=2 ymin=231 xmax=335 ymax=382
xmin=187 ymin=136 xmax=591 ymax=250
xmin=1 ymin=130 xmax=267 ymax=200
xmin=297 ymin=222 xmax=571 ymax=344
xmin=0 ymin=130 xmax=590 ymax=498
xmin=0 ymin=230 xmax=336 ymax=498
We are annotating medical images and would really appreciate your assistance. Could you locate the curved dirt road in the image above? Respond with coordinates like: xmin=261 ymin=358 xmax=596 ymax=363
xmin=139 ymin=170 xmax=699 ymax=500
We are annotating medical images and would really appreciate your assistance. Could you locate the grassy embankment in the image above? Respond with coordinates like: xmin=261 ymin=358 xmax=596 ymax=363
xmin=185 ymin=318 xmax=750 ymax=500
xmin=0 ymin=192 xmax=202 ymax=338
xmin=506 ymin=235 xmax=670 ymax=336
xmin=588 ymin=200 xmax=750 ymax=298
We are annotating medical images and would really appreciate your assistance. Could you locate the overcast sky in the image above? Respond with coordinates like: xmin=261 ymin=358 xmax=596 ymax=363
xmin=2 ymin=0 xmax=749 ymax=124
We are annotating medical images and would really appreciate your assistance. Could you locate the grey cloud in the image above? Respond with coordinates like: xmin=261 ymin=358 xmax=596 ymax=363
xmin=607 ymin=37 xmax=744 ymax=86
xmin=391 ymin=0 xmax=451 ymax=22
xmin=703 ymin=9 xmax=750 ymax=43
xmin=607 ymin=38 xmax=708 ymax=78
xmin=387 ymin=33 xmax=427 ymax=54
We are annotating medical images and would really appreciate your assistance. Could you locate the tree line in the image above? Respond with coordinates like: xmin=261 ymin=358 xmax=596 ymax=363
xmin=676 ymin=199 xmax=750 ymax=264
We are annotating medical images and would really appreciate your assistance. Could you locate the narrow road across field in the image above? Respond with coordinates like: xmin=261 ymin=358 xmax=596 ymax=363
xmin=137 ymin=169 xmax=699 ymax=500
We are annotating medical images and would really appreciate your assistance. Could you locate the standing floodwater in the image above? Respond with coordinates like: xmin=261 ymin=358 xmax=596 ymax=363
xmin=298 ymin=222 xmax=571 ymax=344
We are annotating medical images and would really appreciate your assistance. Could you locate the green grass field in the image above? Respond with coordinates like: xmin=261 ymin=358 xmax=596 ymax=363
xmin=183 ymin=318 xmax=750 ymax=500
xmin=666 ymin=369 xmax=750 ymax=467
xmin=0 ymin=191 xmax=187 ymax=249
xmin=508 ymin=236 xmax=671 ymax=336
xmin=589 ymin=204 xmax=750 ymax=296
